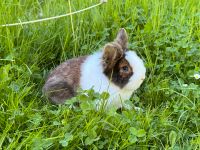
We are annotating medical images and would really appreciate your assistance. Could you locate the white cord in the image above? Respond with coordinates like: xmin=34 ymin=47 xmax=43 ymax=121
xmin=0 ymin=1 xmax=107 ymax=27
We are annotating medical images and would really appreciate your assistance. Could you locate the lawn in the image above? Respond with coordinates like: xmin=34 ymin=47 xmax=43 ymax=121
xmin=0 ymin=0 xmax=200 ymax=149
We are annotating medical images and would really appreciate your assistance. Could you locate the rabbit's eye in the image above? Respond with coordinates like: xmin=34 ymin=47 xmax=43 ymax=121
xmin=121 ymin=66 xmax=129 ymax=72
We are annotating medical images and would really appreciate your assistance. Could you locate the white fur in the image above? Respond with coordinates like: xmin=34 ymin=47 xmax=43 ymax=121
xmin=80 ymin=50 xmax=146 ymax=109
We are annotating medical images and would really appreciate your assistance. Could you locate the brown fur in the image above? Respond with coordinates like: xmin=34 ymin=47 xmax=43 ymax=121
xmin=103 ymin=54 xmax=133 ymax=88
xmin=102 ymin=28 xmax=133 ymax=88
xmin=43 ymin=56 xmax=87 ymax=104
xmin=102 ymin=43 xmax=123 ymax=71
xmin=114 ymin=28 xmax=128 ymax=50
xmin=118 ymin=59 xmax=133 ymax=78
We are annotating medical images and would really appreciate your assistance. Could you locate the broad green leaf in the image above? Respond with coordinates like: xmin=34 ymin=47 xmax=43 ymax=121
xmin=59 ymin=140 xmax=69 ymax=147
xmin=100 ymin=92 xmax=110 ymax=100
xmin=129 ymin=135 xmax=137 ymax=143
xmin=129 ymin=127 xmax=137 ymax=135
xmin=59 ymin=133 xmax=73 ymax=147
xmin=137 ymin=129 xmax=146 ymax=137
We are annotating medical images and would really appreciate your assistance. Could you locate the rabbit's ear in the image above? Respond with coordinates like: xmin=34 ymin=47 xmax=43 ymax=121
xmin=102 ymin=43 xmax=123 ymax=69
xmin=114 ymin=28 xmax=128 ymax=51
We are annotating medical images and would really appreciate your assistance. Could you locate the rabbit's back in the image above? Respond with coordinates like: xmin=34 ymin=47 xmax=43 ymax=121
xmin=43 ymin=56 xmax=87 ymax=104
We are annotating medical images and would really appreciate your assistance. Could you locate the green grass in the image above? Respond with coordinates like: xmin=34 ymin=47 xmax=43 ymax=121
xmin=0 ymin=0 xmax=200 ymax=149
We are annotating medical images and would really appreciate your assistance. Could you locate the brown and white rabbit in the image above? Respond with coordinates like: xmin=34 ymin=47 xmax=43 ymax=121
xmin=43 ymin=28 xmax=146 ymax=109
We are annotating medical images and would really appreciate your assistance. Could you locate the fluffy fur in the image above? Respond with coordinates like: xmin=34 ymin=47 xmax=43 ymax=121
xmin=43 ymin=28 xmax=146 ymax=109
xmin=43 ymin=56 xmax=87 ymax=104
xmin=80 ymin=51 xmax=146 ymax=108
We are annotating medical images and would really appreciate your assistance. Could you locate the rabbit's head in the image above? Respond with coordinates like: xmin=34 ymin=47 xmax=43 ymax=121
xmin=102 ymin=28 xmax=146 ymax=90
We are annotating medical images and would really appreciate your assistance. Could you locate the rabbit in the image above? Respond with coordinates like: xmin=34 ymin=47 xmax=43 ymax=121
xmin=43 ymin=28 xmax=146 ymax=109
